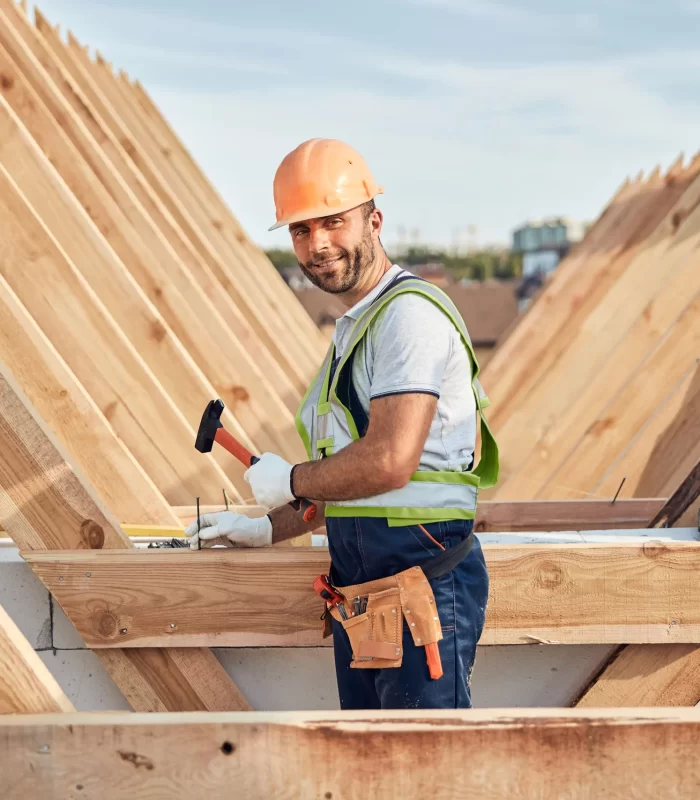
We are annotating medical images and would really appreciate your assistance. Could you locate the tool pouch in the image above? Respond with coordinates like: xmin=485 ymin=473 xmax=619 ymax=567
xmin=327 ymin=566 xmax=442 ymax=670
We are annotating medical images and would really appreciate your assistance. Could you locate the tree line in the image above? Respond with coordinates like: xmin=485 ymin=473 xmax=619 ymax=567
xmin=265 ymin=246 xmax=523 ymax=282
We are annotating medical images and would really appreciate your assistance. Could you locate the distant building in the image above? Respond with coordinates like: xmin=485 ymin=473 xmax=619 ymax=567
xmin=511 ymin=217 xmax=588 ymax=310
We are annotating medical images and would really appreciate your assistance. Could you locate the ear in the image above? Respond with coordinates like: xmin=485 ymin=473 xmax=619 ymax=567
xmin=371 ymin=206 xmax=384 ymax=237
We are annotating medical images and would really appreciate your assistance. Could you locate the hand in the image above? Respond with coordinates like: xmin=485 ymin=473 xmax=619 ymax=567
xmin=244 ymin=452 xmax=296 ymax=509
xmin=184 ymin=511 xmax=272 ymax=550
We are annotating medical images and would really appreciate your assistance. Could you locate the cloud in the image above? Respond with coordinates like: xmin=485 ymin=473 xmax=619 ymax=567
xmin=34 ymin=0 xmax=699 ymax=249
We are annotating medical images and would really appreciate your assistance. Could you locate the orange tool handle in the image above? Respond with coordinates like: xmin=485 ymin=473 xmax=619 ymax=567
xmin=213 ymin=429 xmax=318 ymax=523
xmin=425 ymin=642 xmax=443 ymax=680
xmin=214 ymin=428 xmax=255 ymax=466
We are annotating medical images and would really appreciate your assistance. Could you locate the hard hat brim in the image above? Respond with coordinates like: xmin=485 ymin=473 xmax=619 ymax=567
xmin=268 ymin=191 xmax=384 ymax=232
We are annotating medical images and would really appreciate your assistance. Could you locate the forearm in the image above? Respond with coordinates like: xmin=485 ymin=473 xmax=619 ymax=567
xmin=269 ymin=502 xmax=326 ymax=545
xmin=292 ymin=437 xmax=408 ymax=502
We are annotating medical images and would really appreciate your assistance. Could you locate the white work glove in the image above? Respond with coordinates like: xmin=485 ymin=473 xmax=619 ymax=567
xmin=244 ymin=452 xmax=296 ymax=510
xmin=184 ymin=511 xmax=272 ymax=550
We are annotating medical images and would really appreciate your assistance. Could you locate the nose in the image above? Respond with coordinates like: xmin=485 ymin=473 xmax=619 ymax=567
xmin=308 ymin=226 xmax=331 ymax=255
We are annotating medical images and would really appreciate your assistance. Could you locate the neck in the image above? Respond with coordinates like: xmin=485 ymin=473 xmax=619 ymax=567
xmin=337 ymin=249 xmax=394 ymax=309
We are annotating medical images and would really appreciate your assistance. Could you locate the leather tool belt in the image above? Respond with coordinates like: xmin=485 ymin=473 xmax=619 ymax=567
xmin=321 ymin=532 xmax=474 ymax=675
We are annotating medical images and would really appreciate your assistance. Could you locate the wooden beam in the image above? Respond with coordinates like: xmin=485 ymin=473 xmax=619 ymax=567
xmin=649 ymin=458 xmax=700 ymax=529
xmin=576 ymin=461 xmax=700 ymax=707
xmin=0 ymin=159 xmax=230 ymax=506
xmin=25 ymin=540 xmax=700 ymax=647
xmin=0 ymin=603 xmax=74 ymax=713
xmin=473 ymin=498 xmax=666 ymax=532
xmin=171 ymin=498 xmax=669 ymax=534
xmin=0 ymin=272 xmax=178 ymax=527
xmin=576 ymin=644 xmax=700 ymax=707
xmin=34 ymin=11 xmax=316 ymax=392
xmin=0 ymin=5 xmax=306 ymax=439
xmin=0 ymin=367 xmax=249 ymax=711
xmin=118 ymin=71 xmax=327 ymax=355
xmin=0 ymin=90 xmax=248 ymax=499
xmin=3 ymin=709 xmax=700 ymax=798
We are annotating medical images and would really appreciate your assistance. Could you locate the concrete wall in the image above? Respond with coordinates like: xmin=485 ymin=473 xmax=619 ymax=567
xmin=0 ymin=544 xmax=615 ymax=711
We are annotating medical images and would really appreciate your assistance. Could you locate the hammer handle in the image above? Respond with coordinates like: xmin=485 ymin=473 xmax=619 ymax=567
xmin=213 ymin=429 xmax=318 ymax=523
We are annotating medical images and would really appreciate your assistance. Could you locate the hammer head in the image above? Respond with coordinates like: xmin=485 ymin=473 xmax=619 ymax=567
xmin=195 ymin=399 xmax=225 ymax=454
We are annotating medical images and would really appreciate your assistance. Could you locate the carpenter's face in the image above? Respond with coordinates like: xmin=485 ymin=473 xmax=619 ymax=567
xmin=290 ymin=204 xmax=380 ymax=294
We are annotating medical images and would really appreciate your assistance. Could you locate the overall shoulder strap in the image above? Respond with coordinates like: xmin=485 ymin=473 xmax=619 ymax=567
xmin=333 ymin=276 xmax=500 ymax=489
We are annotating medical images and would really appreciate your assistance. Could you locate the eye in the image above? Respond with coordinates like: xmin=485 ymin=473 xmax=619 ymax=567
xmin=327 ymin=217 xmax=343 ymax=227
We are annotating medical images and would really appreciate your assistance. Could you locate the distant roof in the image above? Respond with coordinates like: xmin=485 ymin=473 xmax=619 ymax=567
xmin=293 ymin=287 xmax=346 ymax=327
xmin=294 ymin=278 xmax=519 ymax=346
xmin=446 ymin=280 xmax=520 ymax=345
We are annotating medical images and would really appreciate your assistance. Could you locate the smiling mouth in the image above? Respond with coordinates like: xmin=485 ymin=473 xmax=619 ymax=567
xmin=312 ymin=257 xmax=342 ymax=269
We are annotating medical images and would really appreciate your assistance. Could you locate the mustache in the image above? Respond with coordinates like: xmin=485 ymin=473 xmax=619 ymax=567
xmin=306 ymin=251 xmax=347 ymax=267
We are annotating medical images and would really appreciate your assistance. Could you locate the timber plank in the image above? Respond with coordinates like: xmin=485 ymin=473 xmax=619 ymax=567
xmin=0 ymin=20 xmax=300 ymax=460
xmin=576 ymin=644 xmax=700 ymax=707
xmin=649 ymin=458 xmax=700 ymax=529
xmin=473 ymin=498 xmax=666 ymax=532
xmin=4 ymin=709 xmax=700 ymax=799
xmin=0 ymin=367 xmax=249 ymax=711
xmin=0 ymin=160 xmax=230 ymax=505
xmin=0 ymin=274 xmax=177 ymax=526
xmin=103 ymin=56 xmax=324 ymax=372
xmin=0 ymin=88 xmax=249 ymax=495
xmin=118 ymin=73 xmax=327 ymax=354
xmin=172 ymin=499 xmax=667 ymax=533
xmin=25 ymin=541 xmax=700 ymax=648
xmin=0 ymin=604 xmax=74 ymax=713
xmin=484 ymin=161 xmax=700 ymax=498
xmin=40 ymin=17 xmax=314 ymax=391
xmin=0 ymin=3 xmax=305 ymax=426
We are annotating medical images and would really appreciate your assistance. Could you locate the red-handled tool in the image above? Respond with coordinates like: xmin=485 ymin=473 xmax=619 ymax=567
xmin=313 ymin=575 xmax=344 ymax=607
xmin=424 ymin=642 xmax=443 ymax=680
xmin=313 ymin=575 xmax=348 ymax=620
xmin=195 ymin=399 xmax=317 ymax=523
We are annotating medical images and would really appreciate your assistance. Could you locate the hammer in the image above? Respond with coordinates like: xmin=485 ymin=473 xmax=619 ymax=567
xmin=195 ymin=399 xmax=317 ymax=523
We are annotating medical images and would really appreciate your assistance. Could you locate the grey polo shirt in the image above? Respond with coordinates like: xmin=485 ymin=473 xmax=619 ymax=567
xmin=332 ymin=265 xmax=477 ymax=472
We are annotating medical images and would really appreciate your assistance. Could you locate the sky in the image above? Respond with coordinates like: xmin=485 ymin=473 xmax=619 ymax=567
xmin=32 ymin=0 xmax=700 ymax=251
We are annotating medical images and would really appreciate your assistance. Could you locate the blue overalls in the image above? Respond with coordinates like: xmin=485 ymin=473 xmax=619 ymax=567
xmin=296 ymin=276 xmax=497 ymax=710
xmin=327 ymin=516 xmax=488 ymax=709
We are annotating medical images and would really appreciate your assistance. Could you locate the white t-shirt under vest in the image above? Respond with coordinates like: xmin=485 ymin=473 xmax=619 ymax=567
xmin=332 ymin=265 xmax=477 ymax=474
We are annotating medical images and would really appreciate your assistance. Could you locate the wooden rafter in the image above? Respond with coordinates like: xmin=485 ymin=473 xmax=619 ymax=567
xmin=576 ymin=464 xmax=700 ymax=707
xmin=0 ymin=603 xmax=74 ymax=713
xmin=0 ymin=365 xmax=249 ymax=711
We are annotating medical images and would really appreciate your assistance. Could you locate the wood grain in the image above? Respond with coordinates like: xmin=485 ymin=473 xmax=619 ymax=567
xmin=0 ymin=369 xmax=249 ymax=710
xmin=0 ymin=274 xmax=177 ymax=526
xmin=576 ymin=644 xmax=700 ymax=707
xmin=0 ymin=3 xmax=306 ymax=433
xmin=4 ymin=709 xmax=700 ymax=799
xmin=575 ymin=459 xmax=700 ymax=708
xmin=47 ymin=17 xmax=316 ymax=392
xmin=473 ymin=498 xmax=666 ymax=532
xmin=0 ymin=604 xmax=74 ymax=713
xmin=25 ymin=541 xmax=700 ymax=647
xmin=483 ymin=157 xmax=700 ymax=503
xmin=0 ymin=159 xmax=229 ymax=506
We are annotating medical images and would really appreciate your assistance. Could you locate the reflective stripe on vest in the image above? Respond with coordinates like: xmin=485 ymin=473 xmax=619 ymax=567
xmin=294 ymin=279 xmax=499 ymax=523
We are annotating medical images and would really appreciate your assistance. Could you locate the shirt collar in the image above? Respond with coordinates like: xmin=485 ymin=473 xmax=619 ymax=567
xmin=341 ymin=264 xmax=406 ymax=321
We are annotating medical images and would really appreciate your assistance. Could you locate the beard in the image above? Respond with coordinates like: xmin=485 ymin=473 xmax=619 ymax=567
xmin=299 ymin=230 xmax=375 ymax=294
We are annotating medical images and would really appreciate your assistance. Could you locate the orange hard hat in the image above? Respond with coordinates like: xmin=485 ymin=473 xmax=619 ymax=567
xmin=269 ymin=138 xmax=384 ymax=231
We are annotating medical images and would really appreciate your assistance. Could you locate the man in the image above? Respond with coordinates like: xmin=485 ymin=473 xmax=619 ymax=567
xmin=186 ymin=138 xmax=498 ymax=710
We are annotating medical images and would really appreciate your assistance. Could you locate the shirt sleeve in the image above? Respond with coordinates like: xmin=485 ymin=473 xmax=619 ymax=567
xmin=367 ymin=293 xmax=454 ymax=400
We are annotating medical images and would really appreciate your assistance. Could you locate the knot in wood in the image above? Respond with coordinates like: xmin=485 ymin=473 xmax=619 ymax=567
xmin=80 ymin=519 xmax=105 ymax=549
xmin=95 ymin=610 xmax=119 ymax=639
xmin=642 ymin=540 xmax=669 ymax=560
xmin=535 ymin=561 xmax=565 ymax=590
